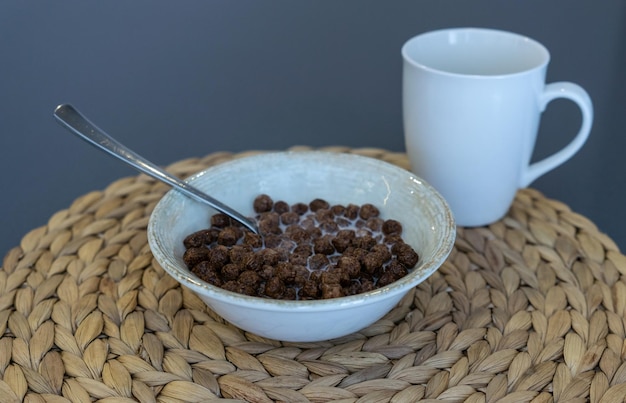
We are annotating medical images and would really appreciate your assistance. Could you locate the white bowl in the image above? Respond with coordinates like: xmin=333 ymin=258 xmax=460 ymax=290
xmin=148 ymin=151 xmax=455 ymax=342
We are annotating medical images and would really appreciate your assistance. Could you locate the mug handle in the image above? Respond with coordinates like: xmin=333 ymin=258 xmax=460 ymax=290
xmin=521 ymin=82 xmax=594 ymax=186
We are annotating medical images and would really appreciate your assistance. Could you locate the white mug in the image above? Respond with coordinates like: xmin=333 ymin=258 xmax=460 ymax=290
xmin=402 ymin=28 xmax=593 ymax=226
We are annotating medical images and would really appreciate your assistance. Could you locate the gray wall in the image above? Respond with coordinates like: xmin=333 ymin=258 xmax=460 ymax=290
xmin=1 ymin=1 xmax=625 ymax=256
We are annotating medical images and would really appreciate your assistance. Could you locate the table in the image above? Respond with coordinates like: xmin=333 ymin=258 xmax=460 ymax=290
xmin=2 ymin=146 xmax=625 ymax=402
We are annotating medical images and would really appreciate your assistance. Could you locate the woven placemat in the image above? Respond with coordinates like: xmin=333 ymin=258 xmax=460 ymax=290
xmin=2 ymin=146 xmax=625 ymax=403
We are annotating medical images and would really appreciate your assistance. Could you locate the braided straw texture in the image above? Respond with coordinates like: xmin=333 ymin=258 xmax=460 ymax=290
xmin=2 ymin=146 xmax=625 ymax=403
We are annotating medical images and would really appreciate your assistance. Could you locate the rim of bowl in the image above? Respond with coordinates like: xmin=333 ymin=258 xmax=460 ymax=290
xmin=148 ymin=151 xmax=456 ymax=311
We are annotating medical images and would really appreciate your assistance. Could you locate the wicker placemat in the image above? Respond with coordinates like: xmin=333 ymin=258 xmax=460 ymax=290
xmin=2 ymin=146 xmax=625 ymax=403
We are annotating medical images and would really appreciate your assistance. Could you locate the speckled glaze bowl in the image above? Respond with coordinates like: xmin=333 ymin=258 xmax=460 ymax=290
xmin=147 ymin=151 xmax=455 ymax=342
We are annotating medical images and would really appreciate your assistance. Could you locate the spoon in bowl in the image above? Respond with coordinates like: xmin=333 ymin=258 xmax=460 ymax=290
xmin=53 ymin=104 xmax=260 ymax=235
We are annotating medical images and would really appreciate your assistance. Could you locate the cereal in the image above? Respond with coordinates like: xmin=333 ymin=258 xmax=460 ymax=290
xmin=182 ymin=194 xmax=419 ymax=300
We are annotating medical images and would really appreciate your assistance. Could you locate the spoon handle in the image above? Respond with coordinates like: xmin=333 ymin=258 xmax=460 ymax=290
xmin=53 ymin=104 xmax=259 ymax=234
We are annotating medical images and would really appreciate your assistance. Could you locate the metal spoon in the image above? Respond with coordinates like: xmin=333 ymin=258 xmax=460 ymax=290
xmin=53 ymin=104 xmax=260 ymax=234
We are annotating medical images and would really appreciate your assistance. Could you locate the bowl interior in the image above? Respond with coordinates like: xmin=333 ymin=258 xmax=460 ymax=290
xmin=148 ymin=151 xmax=455 ymax=307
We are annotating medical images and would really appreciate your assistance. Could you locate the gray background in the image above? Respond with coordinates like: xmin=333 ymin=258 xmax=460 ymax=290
xmin=1 ymin=1 xmax=625 ymax=257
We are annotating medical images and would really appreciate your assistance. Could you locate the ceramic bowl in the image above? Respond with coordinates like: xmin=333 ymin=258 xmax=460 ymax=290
xmin=147 ymin=151 xmax=455 ymax=342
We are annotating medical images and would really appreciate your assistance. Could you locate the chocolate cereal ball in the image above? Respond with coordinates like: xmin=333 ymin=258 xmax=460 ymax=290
xmin=309 ymin=198 xmax=330 ymax=212
xmin=217 ymin=227 xmax=239 ymax=246
xmin=183 ymin=229 xmax=217 ymax=248
xmin=211 ymin=213 xmax=232 ymax=228
xmin=382 ymin=219 xmax=403 ymax=235
xmin=281 ymin=211 xmax=300 ymax=226
xmin=332 ymin=229 xmax=355 ymax=253
xmin=206 ymin=245 xmax=229 ymax=268
xmin=393 ymin=242 xmax=420 ymax=267
xmin=273 ymin=200 xmax=290 ymax=214
xmin=192 ymin=261 xmax=222 ymax=287
xmin=253 ymin=194 xmax=274 ymax=213
xmin=264 ymin=276 xmax=286 ymax=299
xmin=291 ymin=202 xmax=309 ymax=215
xmin=343 ymin=204 xmax=360 ymax=220
xmin=183 ymin=247 xmax=210 ymax=268
xmin=359 ymin=203 xmax=380 ymax=220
